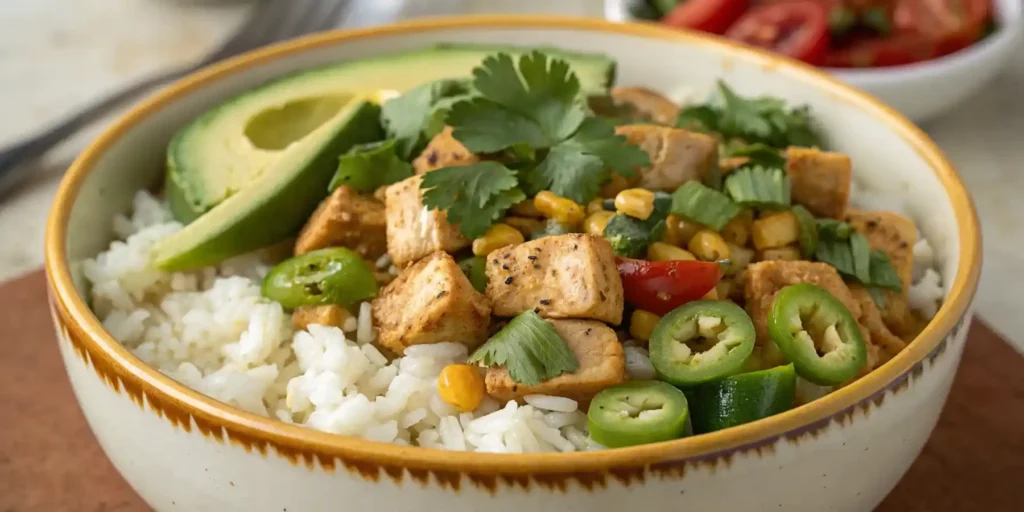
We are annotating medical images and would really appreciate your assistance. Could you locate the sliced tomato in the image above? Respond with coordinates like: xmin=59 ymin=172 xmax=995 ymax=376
xmin=894 ymin=0 xmax=992 ymax=56
xmin=616 ymin=258 xmax=724 ymax=316
xmin=724 ymin=1 xmax=832 ymax=65
xmin=824 ymin=34 xmax=942 ymax=67
xmin=661 ymin=0 xmax=750 ymax=34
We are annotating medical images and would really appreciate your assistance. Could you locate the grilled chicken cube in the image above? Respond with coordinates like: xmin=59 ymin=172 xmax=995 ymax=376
xmin=292 ymin=304 xmax=350 ymax=331
xmin=786 ymin=147 xmax=852 ymax=219
xmin=484 ymin=319 xmax=626 ymax=404
xmin=848 ymin=285 xmax=908 ymax=367
xmin=844 ymin=209 xmax=917 ymax=290
xmin=294 ymin=185 xmax=387 ymax=259
xmin=608 ymin=87 xmax=681 ymax=125
xmin=372 ymin=252 xmax=490 ymax=355
xmin=744 ymin=260 xmax=863 ymax=350
xmin=485 ymin=234 xmax=624 ymax=324
xmin=614 ymin=125 xmax=719 ymax=192
xmin=412 ymin=126 xmax=479 ymax=174
xmin=384 ymin=174 xmax=469 ymax=267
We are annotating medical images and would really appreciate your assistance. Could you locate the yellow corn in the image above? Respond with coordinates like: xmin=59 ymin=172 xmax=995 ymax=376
xmin=726 ymin=243 xmax=755 ymax=276
xmin=437 ymin=364 xmax=486 ymax=412
xmin=509 ymin=200 xmax=544 ymax=218
xmin=584 ymin=211 xmax=615 ymax=237
xmin=586 ymin=198 xmax=606 ymax=215
xmin=472 ymin=223 xmax=525 ymax=256
xmin=663 ymin=215 xmax=703 ymax=246
xmin=722 ymin=210 xmax=753 ymax=246
xmin=534 ymin=191 xmax=585 ymax=226
xmin=758 ymin=246 xmax=802 ymax=262
xmin=647 ymin=242 xmax=697 ymax=262
xmin=503 ymin=216 xmax=545 ymax=237
xmin=688 ymin=230 xmax=731 ymax=261
xmin=292 ymin=304 xmax=350 ymax=331
xmin=629 ymin=310 xmax=661 ymax=343
xmin=600 ymin=173 xmax=631 ymax=198
xmin=752 ymin=211 xmax=800 ymax=250
xmin=614 ymin=188 xmax=656 ymax=220
xmin=702 ymin=287 xmax=719 ymax=300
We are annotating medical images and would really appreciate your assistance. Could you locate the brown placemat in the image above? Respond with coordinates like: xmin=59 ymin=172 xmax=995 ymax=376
xmin=1 ymin=270 xmax=1021 ymax=511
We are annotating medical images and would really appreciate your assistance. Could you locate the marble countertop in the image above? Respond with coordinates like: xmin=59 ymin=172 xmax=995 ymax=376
xmin=2 ymin=0 xmax=1022 ymax=352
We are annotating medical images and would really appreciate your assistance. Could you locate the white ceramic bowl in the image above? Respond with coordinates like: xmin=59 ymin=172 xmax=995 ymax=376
xmin=829 ymin=0 xmax=1023 ymax=123
xmin=606 ymin=0 xmax=1023 ymax=123
xmin=45 ymin=16 xmax=981 ymax=512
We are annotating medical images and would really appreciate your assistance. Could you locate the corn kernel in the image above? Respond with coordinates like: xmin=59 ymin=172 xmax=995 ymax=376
xmin=292 ymin=304 xmax=350 ymax=331
xmin=534 ymin=191 xmax=585 ymax=226
xmin=688 ymin=230 xmax=731 ymax=261
xmin=472 ymin=223 xmax=525 ymax=256
xmin=647 ymin=242 xmax=697 ymax=262
xmin=702 ymin=287 xmax=719 ymax=300
xmin=629 ymin=310 xmax=661 ymax=343
xmin=664 ymin=215 xmax=703 ymax=246
xmin=503 ymin=216 xmax=545 ymax=237
xmin=510 ymin=200 xmax=544 ymax=218
xmin=614 ymin=188 xmax=656 ymax=220
xmin=758 ymin=246 xmax=802 ymax=262
xmin=586 ymin=198 xmax=606 ymax=215
xmin=726 ymin=243 xmax=755 ymax=276
xmin=600 ymin=173 xmax=631 ymax=198
xmin=752 ymin=211 xmax=800 ymax=250
xmin=584 ymin=211 xmax=615 ymax=236
xmin=437 ymin=364 xmax=485 ymax=412
xmin=722 ymin=210 xmax=753 ymax=246
xmin=716 ymin=279 xmax=733 ymax=301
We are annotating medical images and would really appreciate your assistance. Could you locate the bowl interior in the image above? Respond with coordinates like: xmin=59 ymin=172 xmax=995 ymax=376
xmin=51 ymin=17 xmax=977 ymax=460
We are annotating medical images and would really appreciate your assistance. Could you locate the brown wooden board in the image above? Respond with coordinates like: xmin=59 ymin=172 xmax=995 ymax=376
xmin=1 ymin=271 xmax=1020 ymax=511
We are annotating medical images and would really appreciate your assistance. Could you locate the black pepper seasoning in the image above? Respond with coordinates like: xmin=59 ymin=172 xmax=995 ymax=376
xmin=504 ymin=276 xmax=513 ymax=285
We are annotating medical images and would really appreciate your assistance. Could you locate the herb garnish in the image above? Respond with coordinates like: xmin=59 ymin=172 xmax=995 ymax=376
xmin=468 ymin=310 xmax=579 ymax=386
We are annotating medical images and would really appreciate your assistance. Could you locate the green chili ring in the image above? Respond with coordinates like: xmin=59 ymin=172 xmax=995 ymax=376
xmin=767 ymin=283 xmax=867 ymax=385
xmin=649 ymin=300 xmax=756 ymax=386
xmin=588 ymin=381 xmax=690 ymax=448
xmin=261 ymin=247 xmax=378 ymax=309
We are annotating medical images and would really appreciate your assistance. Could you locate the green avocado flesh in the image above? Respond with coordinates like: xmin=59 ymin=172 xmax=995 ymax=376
xmin=155 ymin=44 xmax=616 ymax=271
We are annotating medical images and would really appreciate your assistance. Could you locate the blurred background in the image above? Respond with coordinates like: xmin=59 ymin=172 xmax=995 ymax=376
xmin=0 ymin=0 xmax=1021 ymax=352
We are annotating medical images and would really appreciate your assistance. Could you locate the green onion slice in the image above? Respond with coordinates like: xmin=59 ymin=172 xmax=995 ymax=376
xmin=791 ymin=205 xmax=818 ymax=258
xmin=670 ymin=181 xmax=742 ymax=231
xmin=724 ymin=166 xmax=792 ymax=210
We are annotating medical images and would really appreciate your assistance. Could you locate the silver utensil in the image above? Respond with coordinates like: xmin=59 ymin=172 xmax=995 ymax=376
xmin=0 ymin=0 xmax=350 ymax=197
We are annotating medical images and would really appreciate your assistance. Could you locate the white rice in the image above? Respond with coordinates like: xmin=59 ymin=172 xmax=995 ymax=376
xmin=86 ymin=190 xmax=945 ymax=453
xmin=84 ymin=191 xmax=590 ymax=452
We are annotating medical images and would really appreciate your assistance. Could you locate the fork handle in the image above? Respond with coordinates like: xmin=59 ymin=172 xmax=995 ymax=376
xmin=0 ymin=64 xmax=195 ymax=197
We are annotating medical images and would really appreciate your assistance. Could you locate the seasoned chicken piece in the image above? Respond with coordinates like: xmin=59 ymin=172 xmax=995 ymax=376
xmin=372 ymin=252 xmax=490 ymax=355
xmin=844 ymin=209 xmax=917 ymax=290
xmin=294 ymin=185 xmax=387 ymax=259
xmin=786 ymin=147 xmax=852 ymax=219
xmin=292 ymin=304 xmax=350 ymax=331
xmin=615 ymin=125 xmax=719 ymax=192
xmin=744 ymin=260 xmax=862 ymax=349
xmin=609 ymin=87 xmax=681 ymax=125
xmin=849 ymin=285 xmax=908 ymax=367
xmin=485 ymin=319 xmax=627 ymax=404
xmin=485 ymin=234 xmax=623 ymax=324
xmin=412 ymin=126 xmax=479 ymax=174
xmin=384 ymin=174 xmax=469 ymax=267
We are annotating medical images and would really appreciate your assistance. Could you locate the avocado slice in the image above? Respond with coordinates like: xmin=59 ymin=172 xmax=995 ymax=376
xmin=156 ymin=44 xmax=616 ymax=271
xmin=153 ymin=98 xmax=382 ymax=271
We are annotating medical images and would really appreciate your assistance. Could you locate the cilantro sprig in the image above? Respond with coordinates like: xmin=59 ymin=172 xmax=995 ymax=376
xmin=381 ymin=79 xmax=472 ymax=159
xmin=468 ymin=310 xmax=579 ymax=386
xmin=676 ymin=81 xmax=823 ymax=149
xmin=419 ymin=51 xmax=650 ymax=237
xmin=328 ymin=140 xmax=413 ymax=193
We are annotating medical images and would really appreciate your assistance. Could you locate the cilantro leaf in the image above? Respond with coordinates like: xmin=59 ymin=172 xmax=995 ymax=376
xmin=328 ymin=140 xmax=413 ymax=193
xmin=420 ymin=162 xmax=526 ymax=238
xmin=468 ymin=310 xmax=579 ymax=386
xmin=447 ymin=51 xmax=587 ymax=152
xmin=727 ymin=142 xmax=787 ymax=169
xmin=674 ymin=81 xmax=823 ymax=149
xmin=525 ymin=117 xmax=648 ymax=204
xmin=381 ymin=79 xmax=471 ymax=159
